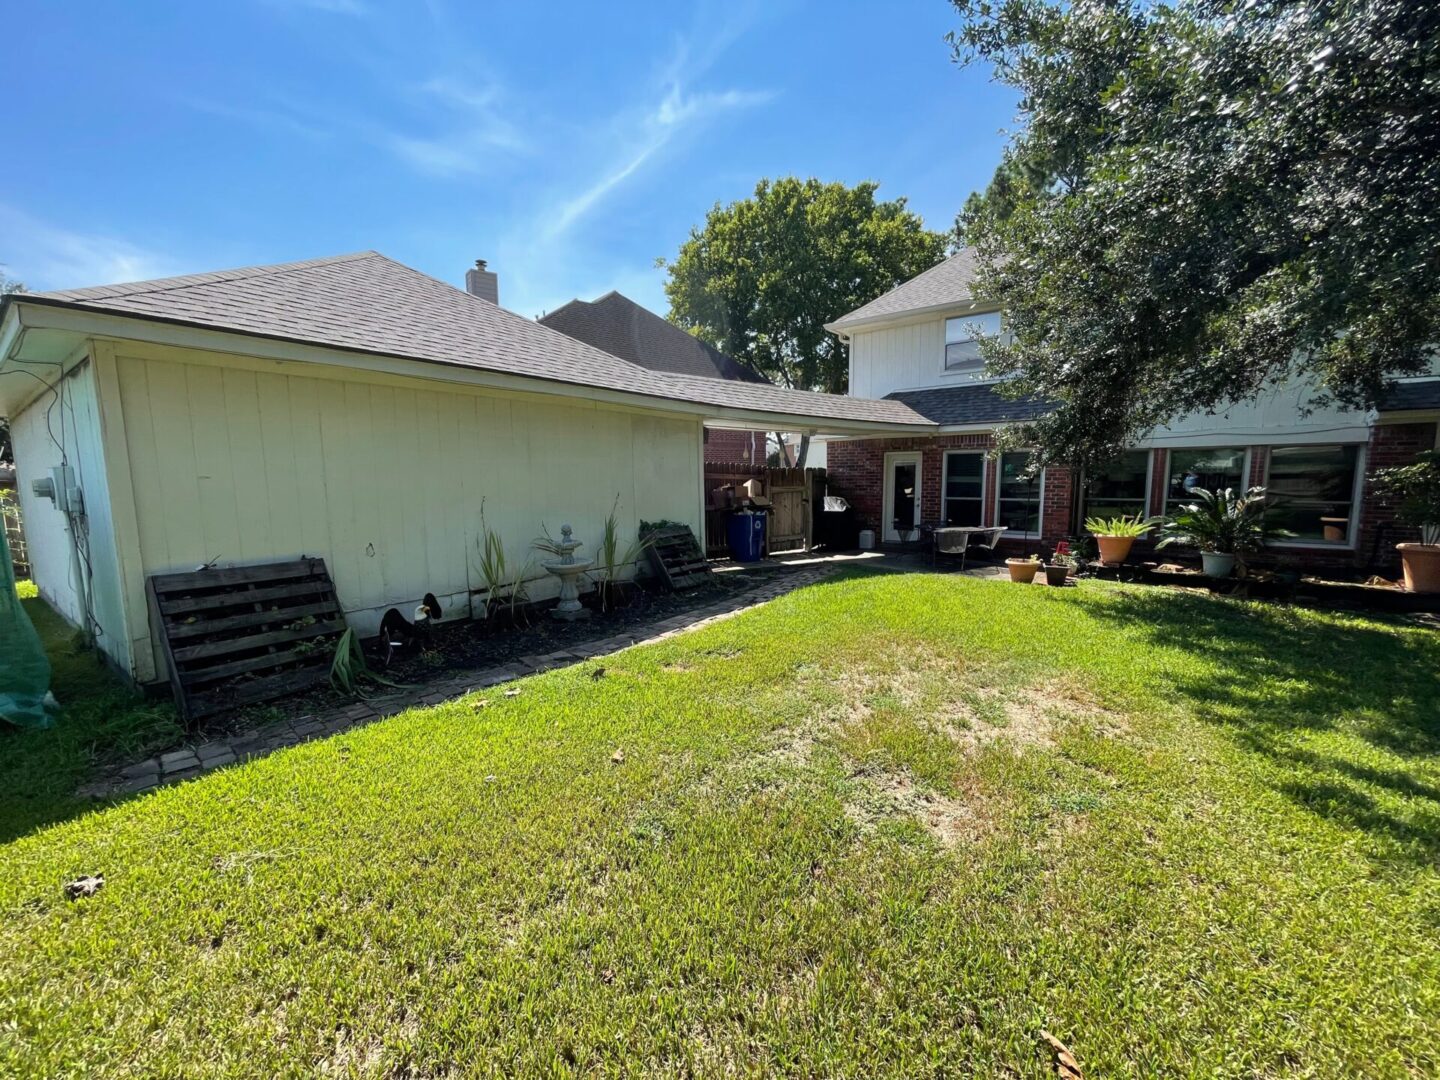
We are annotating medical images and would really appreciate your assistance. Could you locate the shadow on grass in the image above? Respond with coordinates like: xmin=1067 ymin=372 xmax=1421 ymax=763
xmin=1078 ymin=587 xmax=1440 ymax=866
xmin=1 ymin=598 xmax=183 ymax=847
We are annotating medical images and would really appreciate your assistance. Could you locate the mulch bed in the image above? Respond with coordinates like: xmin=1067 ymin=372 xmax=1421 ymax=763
xmin=201 ymin=573 xmax=762 ymax=737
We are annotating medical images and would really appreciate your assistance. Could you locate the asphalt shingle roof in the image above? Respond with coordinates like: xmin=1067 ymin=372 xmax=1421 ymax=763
xmin=828 ymin=250 xmax=985 ymax=330
xmin=539 ymin=292 xmax=767 ymax=384
xmin=18 ymin=252 xmax=931 ymax=429
xmin=1379 ymin=378 xmax=1440 ymax=412
xmin=883 ymin=383 xmax=1051 ymax=427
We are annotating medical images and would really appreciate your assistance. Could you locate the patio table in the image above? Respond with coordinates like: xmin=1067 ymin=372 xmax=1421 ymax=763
xmin=926 ymin=525 xmax=1007 ymax=569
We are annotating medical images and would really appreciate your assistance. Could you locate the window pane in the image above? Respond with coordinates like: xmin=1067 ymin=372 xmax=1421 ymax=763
xmin=944 ymin=312 xmax=1002 ymax=372
xmin=1085 ymin=450 xmax=1149 ymax=520
xmin=945 ymin=453 xmax=984 ymax=499
xmin=997 ymin=451 xmax=1041 ymax=534
xmin=1267 ymin=445 xmax=1359 ymax=543
xmin=1167 ymin=447 xmax=1246 ymax=503
xmin=945 ymin=498 xmax=983 ymax=527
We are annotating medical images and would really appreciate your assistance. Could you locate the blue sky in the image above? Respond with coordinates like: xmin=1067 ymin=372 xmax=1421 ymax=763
xmin=5 ymin=0 xmax=1017 ymax=318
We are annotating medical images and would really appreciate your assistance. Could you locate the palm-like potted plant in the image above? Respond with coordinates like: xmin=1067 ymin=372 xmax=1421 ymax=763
xmin=1156 ymin=487 xmax=1289 ymax=577
xmin=1083 ymin=513 xmax=1159 ymax=565
xmin=1373 ymin=450 xmax=1440 ymax=593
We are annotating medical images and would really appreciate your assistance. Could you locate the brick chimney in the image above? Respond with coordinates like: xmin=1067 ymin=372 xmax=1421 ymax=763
xmin=464 ymin=259 xmax=498 ymax=304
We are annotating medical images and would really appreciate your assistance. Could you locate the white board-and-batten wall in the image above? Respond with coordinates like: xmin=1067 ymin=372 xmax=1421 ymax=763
xmin=15 ymin=337 xmax=703 ymax=685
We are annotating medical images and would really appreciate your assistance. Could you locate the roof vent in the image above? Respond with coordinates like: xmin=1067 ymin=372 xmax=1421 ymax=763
xmin=465 ymin=259 xmax=498 ymax=305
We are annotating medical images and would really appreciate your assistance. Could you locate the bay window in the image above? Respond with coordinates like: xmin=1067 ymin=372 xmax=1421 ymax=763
xmin=942 ymin=451 xmax=985 ymax=526
xmin=996 ymin=451 xmax=1042 ymax=536
xmin=1265 ymin=445 xmax=1361 ymax=544
xmin=1084 ymin=450 xmax=1151 ymax=521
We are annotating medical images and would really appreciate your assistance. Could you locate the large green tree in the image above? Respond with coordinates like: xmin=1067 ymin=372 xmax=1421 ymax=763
xmin=952 ymin=0 xmax=1440 ymax=468
xmin=663 ymin=176 xmax=945 ymax=412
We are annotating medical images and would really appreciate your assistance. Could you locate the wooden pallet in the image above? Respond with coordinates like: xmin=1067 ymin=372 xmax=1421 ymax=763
xmin=147 ymin=558 xmax=347 ymax=724
xmin=644 ymin=526 xmax=710 ymax=591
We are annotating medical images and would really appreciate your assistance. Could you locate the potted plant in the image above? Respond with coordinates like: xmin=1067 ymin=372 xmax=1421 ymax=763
xmin=1373 ymin=450 xmax=1440 ymax=593
xmin=1083 ymin=513 xmax=1159 ymax=565
xmin=1006 ymin=553 xmax=1042 ymax=584
xmin=1157 ymin=487 xmax=1290 ymax=577
xmin=1043 ymin=543 xmax=1076 ymax=586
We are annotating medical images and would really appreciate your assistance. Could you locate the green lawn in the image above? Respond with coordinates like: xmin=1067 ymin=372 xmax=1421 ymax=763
xmin=2 ymin=573 xmax=1438 ymax=1077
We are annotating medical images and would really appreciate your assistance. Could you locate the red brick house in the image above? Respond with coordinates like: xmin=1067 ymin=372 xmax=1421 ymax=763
xmin=540 ymin=291 xmax=769 ymax=465
xmin=823 ymin=252 xmax=1440 ymax=570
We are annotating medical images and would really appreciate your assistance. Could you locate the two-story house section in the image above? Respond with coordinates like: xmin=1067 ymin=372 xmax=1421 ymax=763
xmin=823 ymin=251 xmax=1440 ymax=571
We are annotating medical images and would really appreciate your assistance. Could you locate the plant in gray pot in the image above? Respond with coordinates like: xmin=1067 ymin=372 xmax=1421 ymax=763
xmin=1157 ymin=487 xmax=1290 ymax=577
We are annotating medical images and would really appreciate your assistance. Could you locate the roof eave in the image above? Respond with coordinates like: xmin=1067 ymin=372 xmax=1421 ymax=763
xmin=825 ymin=297 xmax=998 ymax=336
xmin=7 ymin=297 xmax=937 ymax=436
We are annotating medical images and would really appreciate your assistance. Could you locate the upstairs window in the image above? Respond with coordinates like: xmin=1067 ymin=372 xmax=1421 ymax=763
xmin=1084 ymin=450 xmax=1151 ymax=521
xmin=1266 ymin=445 xmax=1361 ymax=544
xmin=944 ymin=311 xmax=1003 ymax=374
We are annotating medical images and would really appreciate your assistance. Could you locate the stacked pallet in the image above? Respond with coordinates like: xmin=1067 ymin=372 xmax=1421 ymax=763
xmin=644 ymin=526 xmax=710 ymax=591
xmin=147 ymin=558 xmax=346 ymax=723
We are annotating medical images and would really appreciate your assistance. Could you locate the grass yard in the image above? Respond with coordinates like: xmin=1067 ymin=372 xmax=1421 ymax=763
xmin=2 ymin=588 xmax=182 ymax=843
xmin=2 ymin=572 xmax=1438 ymax=1077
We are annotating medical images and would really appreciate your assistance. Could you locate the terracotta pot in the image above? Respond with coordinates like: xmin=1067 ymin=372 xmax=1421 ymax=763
xmin=1006 ymin=559 xmax=1040 ymax=584
xmin=1042 ymin=563 xmax=1070 ymax=586
xmin=1397 ymin=543 xmax=1440 ymax=594
xmin=1095 ymin=535 xmax=1135 ymax=565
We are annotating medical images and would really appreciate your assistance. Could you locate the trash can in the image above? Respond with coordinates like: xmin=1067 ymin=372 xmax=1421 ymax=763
xmin=726 ymin=510 xmax=766 ymax=562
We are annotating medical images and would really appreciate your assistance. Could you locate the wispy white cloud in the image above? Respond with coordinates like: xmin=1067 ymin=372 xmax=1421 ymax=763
xmin=375 ymin=75 xmax=530 ymax=177
xmin=0 ymin=205 xmax=183 ymax=290
xmin=259 ymin=0 xmax=369 ymax=16
xmin=183 ymin=96 xmax=333 ymax=142
xmin=544 ymin=79 xmax=774 ymax=240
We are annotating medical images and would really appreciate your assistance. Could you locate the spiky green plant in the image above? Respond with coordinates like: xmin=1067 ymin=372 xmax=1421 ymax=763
xmin=1083 ymin=513 xmax=1159 ymax=539
xmin=591 ymin=495 xmax=654 ymax=613
xmin=473 ymin=500 xmax=533 ymax=626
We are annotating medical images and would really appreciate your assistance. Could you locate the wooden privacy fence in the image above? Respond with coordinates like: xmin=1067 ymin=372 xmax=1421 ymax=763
xmin=1 ymin=478 xmax=27 ymax=580
xmin=703 ymin=463 xmax=826 ymax=558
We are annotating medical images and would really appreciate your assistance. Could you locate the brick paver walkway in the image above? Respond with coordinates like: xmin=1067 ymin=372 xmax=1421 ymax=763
xmin=79 ymin=566 xmax=839 ymax=799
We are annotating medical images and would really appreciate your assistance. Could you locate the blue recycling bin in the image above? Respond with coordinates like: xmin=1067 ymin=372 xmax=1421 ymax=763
xmin=726 ymin=511 xmax=767 ymax=562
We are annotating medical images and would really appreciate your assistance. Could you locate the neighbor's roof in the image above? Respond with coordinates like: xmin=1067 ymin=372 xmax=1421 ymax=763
xmin=883 ymin=383 xmax=1051 ymax=427
xmin=1379 ymin=378 xmax=1440 ymax=413
xmin=540 ymin=292 xmax=767 ymax=384
xmin=9 ymin=252 xmax=932 ymax=430
xmin=827 ymin=250 xmax=986 ymax=332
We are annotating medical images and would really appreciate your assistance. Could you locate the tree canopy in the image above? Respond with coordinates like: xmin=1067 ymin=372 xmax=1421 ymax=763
xmin=663 ymin=177 xmax=945 ymax=395
xmin=952 ymin=0 xmax=1440 ymax=468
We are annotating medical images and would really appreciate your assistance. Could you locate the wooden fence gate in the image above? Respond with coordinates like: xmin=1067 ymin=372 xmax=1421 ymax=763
xmin=702 ymin=463 xmax=826 ymax=558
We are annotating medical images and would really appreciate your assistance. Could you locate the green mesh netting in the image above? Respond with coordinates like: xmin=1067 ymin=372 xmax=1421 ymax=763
xmin=0 ymin=522 xmax=54 ymax=729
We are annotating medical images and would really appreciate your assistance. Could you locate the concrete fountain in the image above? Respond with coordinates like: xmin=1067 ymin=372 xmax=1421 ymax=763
xmin=541 ymin=524 xmax=593 ymax=620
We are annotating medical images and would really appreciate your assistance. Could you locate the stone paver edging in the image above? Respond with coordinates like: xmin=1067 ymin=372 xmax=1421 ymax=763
xmin=79 ymin=566 xmax=839 ymax=799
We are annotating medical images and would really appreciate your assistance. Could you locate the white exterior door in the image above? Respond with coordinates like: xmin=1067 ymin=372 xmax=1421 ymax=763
xmin=883 ymin=451 xmax=923 ymax=543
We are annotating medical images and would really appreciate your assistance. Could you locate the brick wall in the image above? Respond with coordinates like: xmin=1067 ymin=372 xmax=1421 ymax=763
xmin=1358 ymin=421 xmax=1438 ymax=570
xmin=703 ymin=428 xmax=766 ymax=465
xmin=827 ymin=434 xmax=1075 ymax=550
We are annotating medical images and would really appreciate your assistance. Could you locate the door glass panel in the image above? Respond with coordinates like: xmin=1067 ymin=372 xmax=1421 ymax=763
xmin=892 ymin=461 xmax=918 ymax=534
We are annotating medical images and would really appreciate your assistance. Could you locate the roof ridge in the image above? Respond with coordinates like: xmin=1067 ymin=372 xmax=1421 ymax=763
xmin=38 ymin=250 xmax=381 ymax=302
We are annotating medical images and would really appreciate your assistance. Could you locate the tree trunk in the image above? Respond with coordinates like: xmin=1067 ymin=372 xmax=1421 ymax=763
xmin=794 ymin=433 xmax=811 ymax=469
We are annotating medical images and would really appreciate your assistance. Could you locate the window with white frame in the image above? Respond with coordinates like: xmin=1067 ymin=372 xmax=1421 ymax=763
xmin=1165 ymin=447 xmax=1247 ymax=506
xmin=1265 ymin=445 xmax=1361 ymax=544
xmin=942 ymin=451 xmax=985 ymax=526
xmin=995 ymin=451 xmax=1042 ymax=535
xmin=1084 ymin=450 xmax=1151 ymax=521
xmin=943 ymin=311 xmax=1003 ymax=374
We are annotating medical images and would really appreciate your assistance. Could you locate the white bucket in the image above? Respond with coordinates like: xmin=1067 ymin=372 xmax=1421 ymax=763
xmin=858 ymin=528 xmax=876 ymax=550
